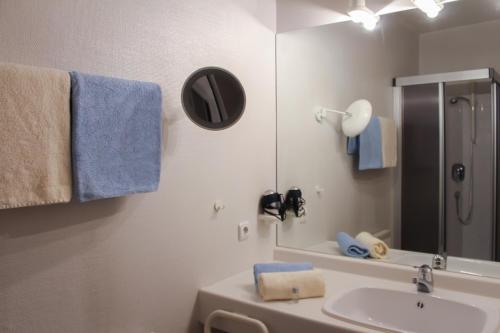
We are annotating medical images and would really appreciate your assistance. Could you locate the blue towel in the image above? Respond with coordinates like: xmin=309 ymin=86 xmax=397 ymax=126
xmin=346 ymin=117 xmax=383 ymax=170
xmin=347 ymin=136 xmax=359 ymax=155
xmin=336 ymin=232 xmax=370 ymax=258
xmin=253 ymin=262 xmax=314 ymax=287
xmin=70 ymin=72 xmax=162 ymax=202
xmin=359 ymin=117 xmax=383 ymax=170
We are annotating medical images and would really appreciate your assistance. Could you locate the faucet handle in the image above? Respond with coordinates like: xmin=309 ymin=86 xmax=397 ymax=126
xmin=418 ymin=265 xmax=433 ymax=282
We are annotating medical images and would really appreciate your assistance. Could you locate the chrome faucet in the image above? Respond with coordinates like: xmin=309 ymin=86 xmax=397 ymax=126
xmin=432 ymin=252 xmax=447 ymax=270
xmin=413 ymin=264 xmax=434 ymax=293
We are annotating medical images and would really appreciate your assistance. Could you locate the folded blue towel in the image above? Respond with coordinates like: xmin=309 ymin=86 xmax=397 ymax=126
xmin=336 ymin=232 xmax=370 ymax=258
xmin=253 ymin=262 xmax=314 ymax=286
xmin=70 ymin=72 xmax=162 ymax=202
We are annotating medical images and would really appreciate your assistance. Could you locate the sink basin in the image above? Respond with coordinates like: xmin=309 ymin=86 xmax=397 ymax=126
xmin=323 ymin=287 xmax=499 ymax=333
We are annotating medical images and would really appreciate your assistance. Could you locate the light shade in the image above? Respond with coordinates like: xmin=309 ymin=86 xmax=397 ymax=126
xmin=342 ymin=99 xmax=373 ymax=137
xmin=348 ymin=0 xmax=380 ymax=30
xmin=411 ymin=0 xmax=443 ymax=18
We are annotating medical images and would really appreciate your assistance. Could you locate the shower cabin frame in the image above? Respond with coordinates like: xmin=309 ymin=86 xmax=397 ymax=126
xmin=393 ymin=68 xmax=500 ymax=261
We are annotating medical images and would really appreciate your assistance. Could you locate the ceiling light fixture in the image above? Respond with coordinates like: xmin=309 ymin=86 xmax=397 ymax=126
xmin=348 ymin=0 xmax=380 ymax=31
xmin=411 ymin=0 xmax=444 ymax=18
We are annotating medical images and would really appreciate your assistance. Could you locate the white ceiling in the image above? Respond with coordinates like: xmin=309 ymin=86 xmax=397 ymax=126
xmin=386 ymin=0 xmax=500 ymax=33
xmin=276 ymin=0 xmax=500 ymax=34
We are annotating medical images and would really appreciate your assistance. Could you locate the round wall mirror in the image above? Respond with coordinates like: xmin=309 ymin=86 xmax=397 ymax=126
xmin=182 ymin=67 xmax=246 ymax=130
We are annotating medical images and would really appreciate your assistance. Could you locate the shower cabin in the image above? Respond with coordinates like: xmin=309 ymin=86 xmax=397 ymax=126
xmin=394 ymin=68 xmax=500 ymax=261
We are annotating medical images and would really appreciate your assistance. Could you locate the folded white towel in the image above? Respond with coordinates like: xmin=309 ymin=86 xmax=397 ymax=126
xmin=258 ymin=270 xmax=325 ymax=301
xmin=355 ymin=232 xmax=389 ymax=259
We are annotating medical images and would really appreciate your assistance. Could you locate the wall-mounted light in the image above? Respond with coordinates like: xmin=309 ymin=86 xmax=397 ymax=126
xmin=411 ymin=0 xmax=443 ymax=18
xmin=315 ymin=99 xmax=373 ymax=137
xmin=348 ymin=0 xmax=380 ymax=30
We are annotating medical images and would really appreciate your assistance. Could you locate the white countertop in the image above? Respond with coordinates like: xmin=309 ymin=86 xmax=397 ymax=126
xmin=198 ymin=248 xmax=500 ymax=333
xmin=199 ymin=268 xmax=384 ymax=333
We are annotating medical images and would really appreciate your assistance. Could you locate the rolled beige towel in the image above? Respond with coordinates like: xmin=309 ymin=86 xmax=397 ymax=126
xmin=355 ymin=232 xmax=389 ymax=259
xmin=258 ymin=270 xmax=325 ymax=301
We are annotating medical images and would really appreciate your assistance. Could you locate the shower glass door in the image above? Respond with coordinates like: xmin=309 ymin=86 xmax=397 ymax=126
xmin=444 ymin=81 xmax=494 ymax=260
xmin=401 ymin=84 xmax=441 ymax=254
xmin=400 ymin=76 xmax=498 ymax=261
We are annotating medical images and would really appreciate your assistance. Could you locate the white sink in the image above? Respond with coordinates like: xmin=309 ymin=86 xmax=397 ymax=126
xmin=323 ymin=287 xmax=500 ymax=333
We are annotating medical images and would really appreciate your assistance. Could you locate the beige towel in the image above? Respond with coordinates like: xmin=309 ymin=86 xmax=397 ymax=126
xmin=0 ymin=63 xmax=72 ymax=209
xmin=356 ymin=232 xmax=389 ymax=259
xmin=258 ymin=270 xmax=325 ymax=301
xmin=379 ymin=117 xmax=397 ymax=168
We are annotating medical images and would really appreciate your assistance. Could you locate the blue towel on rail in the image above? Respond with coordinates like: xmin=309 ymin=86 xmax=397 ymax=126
xmin=359 ymin=117 xmax=383 ymax=170
xmin=336 ymin=232 xmax=370 ymax=258
xmin=346 ymin=117 xmax=383 ymax=170
xmin=70 ymin=72 xmax=162 ymax=202
xmin=253 ymin=262 xmax=314 ymax=287
xmin=347 ymin=136 xmax=359 ymax=155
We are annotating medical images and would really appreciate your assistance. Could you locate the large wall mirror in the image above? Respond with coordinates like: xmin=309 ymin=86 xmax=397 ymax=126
xmin=276 ymin=0 xmax=500 ymax=279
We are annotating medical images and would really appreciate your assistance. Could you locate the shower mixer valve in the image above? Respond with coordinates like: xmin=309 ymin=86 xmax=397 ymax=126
xmin=452 ymin=163 xmax=465 ymax=182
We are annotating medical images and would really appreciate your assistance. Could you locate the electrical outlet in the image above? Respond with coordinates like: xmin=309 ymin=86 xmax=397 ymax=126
xmin=238 ymin=221 xmax=250 ymax=241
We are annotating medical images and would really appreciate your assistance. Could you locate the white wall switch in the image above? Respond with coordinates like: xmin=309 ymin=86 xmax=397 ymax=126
xmin=238 ymin=221 xmax=250 ymax=241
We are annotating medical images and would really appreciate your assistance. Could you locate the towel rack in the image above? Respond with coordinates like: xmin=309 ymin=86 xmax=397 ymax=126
xmin=315 ymin=107 xmax=352 ymax=122
xmin=204 ymin=309 xmax=269 ymax=333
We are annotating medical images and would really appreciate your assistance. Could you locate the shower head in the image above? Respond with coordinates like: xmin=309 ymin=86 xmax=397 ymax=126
xmin=449 ymin=95 xmax=477 ymax=145
xmin=450 ymin=96 xmax=471 ymax=105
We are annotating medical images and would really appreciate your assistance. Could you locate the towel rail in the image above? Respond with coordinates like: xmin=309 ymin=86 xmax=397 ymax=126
xmin=373 ymin=229 xmax=391 ymax=240
xmin=315 ymin=107 xmax=352 ymax=123
xmin=203 ymin=309 xmax=269 ymax=333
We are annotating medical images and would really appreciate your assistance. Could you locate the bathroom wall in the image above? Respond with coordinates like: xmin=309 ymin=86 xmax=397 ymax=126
xmin=276 ymin=17 xmax=420 ymax=249
xmin=420 ymin=19 xmax=500 ymax=74
xmin=0 ymin=1 xmax=276 ymax=332
xmin=276 ymin=0 xmax=350 ymax=33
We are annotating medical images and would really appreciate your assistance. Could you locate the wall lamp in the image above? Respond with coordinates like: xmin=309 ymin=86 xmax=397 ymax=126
xmin=315 ymin=99 xmax=373 ymax=137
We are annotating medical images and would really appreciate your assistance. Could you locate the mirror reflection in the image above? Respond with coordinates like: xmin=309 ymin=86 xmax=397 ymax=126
xmin=276 ymin=0 xmax=500 ymax=279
